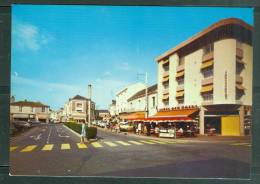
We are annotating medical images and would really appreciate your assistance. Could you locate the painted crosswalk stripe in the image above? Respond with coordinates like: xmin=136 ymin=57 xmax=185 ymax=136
xmin=10 ymin=146 xmax=18 ymax=152
xmin=139 ymin=140 xmax=156 ymax=144
xmin=116 ymin=141 xmax=131 ymax=146
xmin=77 ymin=143 xmax=88 ymax=149
xmin=149 ymin=140 xmax=168 ymax=144
xmin=231 ymin=143 xmax=250 ymax=146
xmin=104 ymin=142 xmax=118 ymax=147
xmin=20 ymin=145 xmax=37 ymax=152
xmin=42 ymin=144 xmax=54 ymax=151
xmin=91 ymin=142 xmax=103 ymax=148
xmin=128 ymin=141 xmax=143 ymax=145
xmin=61 ymin=144 xmax=71 ymax=150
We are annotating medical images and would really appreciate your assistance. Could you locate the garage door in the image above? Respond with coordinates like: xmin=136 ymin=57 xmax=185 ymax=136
xmin=221 ymin=116 xmax=240 ymax=136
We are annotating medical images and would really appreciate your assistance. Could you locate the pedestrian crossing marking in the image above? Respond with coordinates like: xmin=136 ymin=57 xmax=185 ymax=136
xmin=77 ymin=143 xmax=88 ymax=149
xmin=231 ymin=143 xmax=250 ymax=146
xmin=10 ymin=146 xmax=18 ymax=152
xmin=128 ymin=141 xmax=143 ymax=145
xmin=20 ymin=145 xmax=37 ymax=152
xmin=116 ymin=141 xmax=131 ymax=146
xmin=139 ymin=140 xmax=156 ymax=144
xmin=61 ymin=144 xmax=71 ymax=150
xmin=149 ymin=140 xmax=167 ymax=144
xmin=104 ymin=142 xmax=117 ymax=147
xmin=91 ymin=142 xmax=103 ymax=148
xmin=42 ymin=144 xmax=54 ymax=151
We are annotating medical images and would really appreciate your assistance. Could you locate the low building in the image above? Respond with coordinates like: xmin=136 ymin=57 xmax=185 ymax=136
xmin=10 ymin=100 xmax=50 ymax=123
xmin=95 ymin=110 xmax=110 ymax=121
xmin=116 ymin=83 xmax=146 ymax=117
xmin=64 ymin=95 xmax=95 ymax=123
xmin=126 ymin=84 xmax=158 ymax=119
xmin=156 ymin=18 xmax=252 ymax=136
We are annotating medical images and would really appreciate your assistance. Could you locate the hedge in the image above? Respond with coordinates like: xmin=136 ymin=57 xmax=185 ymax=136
xmin=64 ymin=122 xmax=97 ymax=139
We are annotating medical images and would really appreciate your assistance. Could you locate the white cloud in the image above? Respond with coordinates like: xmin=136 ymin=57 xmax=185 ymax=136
xmin=13 ymin=21 xmax=53 ymax=51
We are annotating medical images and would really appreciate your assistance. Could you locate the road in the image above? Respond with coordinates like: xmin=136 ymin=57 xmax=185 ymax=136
xmin=10 ymin=123 xmax=251 ymax=178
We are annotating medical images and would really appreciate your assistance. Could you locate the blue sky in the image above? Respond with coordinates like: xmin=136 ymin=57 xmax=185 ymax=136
xmin=11 ymin=5 xmax=253 ymax=110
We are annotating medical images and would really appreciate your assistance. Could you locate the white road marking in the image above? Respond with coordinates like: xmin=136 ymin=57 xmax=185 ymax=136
xmin=46 ymin=126 xmax=53 ymax=144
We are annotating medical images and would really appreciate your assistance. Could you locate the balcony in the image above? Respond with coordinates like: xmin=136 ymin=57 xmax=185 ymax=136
xmin=201 ymin=77 xmax=213 ymax=86
xmin=163 ymin=70 xmax=169 ymax=78
xmin=236 ymin=75 xmax=243 ymax=84
xmin=162 ymin=59 xmax=169 ymax=66
xmin=202 ymin=52 xmax=214 ymax=63
xmin=236 ymin=48 xmax=243 ymax=59
xmin=176 ymin=85 xmax=184 ymax=92
xmin=176 ymin=64 xmax=184 ymax=72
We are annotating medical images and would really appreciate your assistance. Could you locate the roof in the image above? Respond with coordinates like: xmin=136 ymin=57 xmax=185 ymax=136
xmin=70 ymin=95 xmax=88 ymax=101
xmin=11 ymin=100 xmax=49 ymax=107
xmin=127 ymin=84 xmax=157 ymax=102
xmin=156 ymin=18 xmax=253 ymax=62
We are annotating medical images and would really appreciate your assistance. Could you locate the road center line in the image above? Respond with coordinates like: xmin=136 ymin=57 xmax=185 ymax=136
xmin=46 ymin=126 xmax=53 ymax=144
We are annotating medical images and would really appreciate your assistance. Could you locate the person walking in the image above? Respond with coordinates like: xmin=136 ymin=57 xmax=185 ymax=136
xmin=80 ymin=122 xmax=86 ymax=144
xmin=138 ymin=122 xmax=142 ymax=135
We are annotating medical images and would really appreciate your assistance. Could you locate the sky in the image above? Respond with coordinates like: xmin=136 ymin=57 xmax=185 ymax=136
xmin=11 ymin=5 xmax=253 ymax=110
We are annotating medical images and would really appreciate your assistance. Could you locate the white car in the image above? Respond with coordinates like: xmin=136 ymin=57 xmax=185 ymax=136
xmin=119 ymin=122 xmax=133 ymax=131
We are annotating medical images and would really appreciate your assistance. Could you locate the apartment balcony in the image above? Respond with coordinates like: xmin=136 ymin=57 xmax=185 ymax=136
xmin=202 ymin=52 xmax=214 ymax=62
xmin=201 ymin=77 xmax=213 ymax=86
xmin=163 ymin=88 xmax=169 ymax=95
xmin=236 ymin=75 xmax=243 ymax=84
xmin=236 ymin=48 xmax=243 ymax=59
xmin=176 ymin=64 xmax=184 ymax=72
xmin=163 ymin=70 xmax=169 ymax=78
xmin=176 ymin=84 xmax=184 ymax=92
xmin=162 ymin=59 xmax=169 ymax=66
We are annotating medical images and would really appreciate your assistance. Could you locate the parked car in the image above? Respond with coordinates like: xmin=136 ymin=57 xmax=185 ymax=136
xmin=119 ymin=122 xmax=133 ymax=131
xmin=12 ymin=121 xmax=31 ymax=131
xmin=99 ymin=121 xmax=106 ymax=128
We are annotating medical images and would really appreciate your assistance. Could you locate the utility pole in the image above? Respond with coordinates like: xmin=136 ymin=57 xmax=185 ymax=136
xmin=88 ymin=84 xmax=92 ymax=127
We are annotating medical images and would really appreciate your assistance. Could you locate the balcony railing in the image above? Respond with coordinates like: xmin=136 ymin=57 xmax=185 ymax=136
xmin=176 ymin=85 xmax=184 ymax=92
xmin=176 ymin=64 xmax=184 ymax=72
xmin=201 ymin=77 xmax=213 ymax=86
xmin=202 ymin=52 xmax=214 ymax=62
xmin=236 ymin=75 xmax=243 ymax=84
xmin=236 ymin=48 xmax=243 ymax=59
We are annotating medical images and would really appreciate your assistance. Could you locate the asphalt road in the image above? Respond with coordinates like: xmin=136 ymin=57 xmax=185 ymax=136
xmin=10 ymin=123 xmax=251 ymax=178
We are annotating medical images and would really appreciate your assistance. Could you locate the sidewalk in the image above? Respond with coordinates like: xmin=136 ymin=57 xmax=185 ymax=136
xmin=96 ymin=126 xmax=251 ymax=143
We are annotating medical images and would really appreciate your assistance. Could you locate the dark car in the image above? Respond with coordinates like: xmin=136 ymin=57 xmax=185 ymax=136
xmin=12 ymin=121 xmax=31 ymax=131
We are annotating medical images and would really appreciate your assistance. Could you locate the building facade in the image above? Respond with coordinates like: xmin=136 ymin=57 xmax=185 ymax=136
xmin=10 ymin=100 xmax=50 ymax=123
xmin=127 ymin=84 xmax=158 ymax=117
xmin=95 ymin=110 xmax=110 ymax=121
xmin=156 ymin=18 xmax=252 ymax=136
xmin=108 ymin=100 xmax=116 ymax=117
xmin=115 ymin=83 xmax=146 ymax=115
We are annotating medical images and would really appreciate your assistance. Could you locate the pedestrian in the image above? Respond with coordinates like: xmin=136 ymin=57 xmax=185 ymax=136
xmin=138 ymin=122 xmax=142 ymax=135
xmin=80 ymin=122 xmax=86 ymax=144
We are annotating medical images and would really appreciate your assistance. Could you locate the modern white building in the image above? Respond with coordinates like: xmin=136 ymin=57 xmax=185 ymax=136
xmin=156 ymin=18 xmax=252 ymax=136
xmin=10 ymin=100 xmax=50 ymax=123
xmin=115 ymin=83 xmax=146 ymax=115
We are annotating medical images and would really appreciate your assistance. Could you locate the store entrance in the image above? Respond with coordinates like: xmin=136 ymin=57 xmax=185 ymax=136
xmin=204 ymin=117 xmax=221 ymax=134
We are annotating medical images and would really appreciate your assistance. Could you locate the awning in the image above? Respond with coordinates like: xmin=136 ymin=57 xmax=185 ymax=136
xmin=162 ymin=94 xmax=169 ymax=100
xmin=132 ymin=108 xmax=199 ymax=122
xmin=162 ymin=76 xmax=169 ymax=83
xmin=201 ymin=60 xmax=214 ymax=70
xmin=201 ymin=85 xmax=213 ymax=93
xmin=176 ymin=91 xmax=184 ymax=98
xmin=176 ymin=71 xmax=184 ymax=78
xmin=123 ymin=112 xmax=145 ymax=120
xmin=236 ymin=84 xmax=245 ymax=90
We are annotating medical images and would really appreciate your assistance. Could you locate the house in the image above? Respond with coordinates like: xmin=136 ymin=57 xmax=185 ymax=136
xmin=10 ymin=100 xmax=50 ymax=123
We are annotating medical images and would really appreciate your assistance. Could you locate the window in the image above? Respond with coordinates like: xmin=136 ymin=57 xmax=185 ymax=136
xmin=19 ymin=106 xmax=22 ymax=112
xmin=236 ymin=90 xmax=244 ymax=100
xmin=203 ymin=43 xmax=214 ymax=55
xmin=177 ymin=78 xmax=184 ymax=85
xmin=202 ymin=93 xmax=213 ymax=101
xmin=202 ymin=67 xmax=213 ymax=78
xmin=179 ymin=57 xmax=185 ymax=66
xmin=31 ymin=107 xmax=33 ymax=112
xmin=152 ymin=97 xmax=156 ymax=107
xmin=177 ymin=98 xmax=184 ymax=105
xmin=42 ymin=107 xmax=45 ymax=112
xmin=76 ymin=103 xmax=82 ymax=107
xmin=163 ymin=64 xmax=169 ymax=71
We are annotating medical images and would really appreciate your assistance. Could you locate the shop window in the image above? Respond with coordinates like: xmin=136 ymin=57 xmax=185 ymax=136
xmin=203 ymin=43 xmax=214 ymax=55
